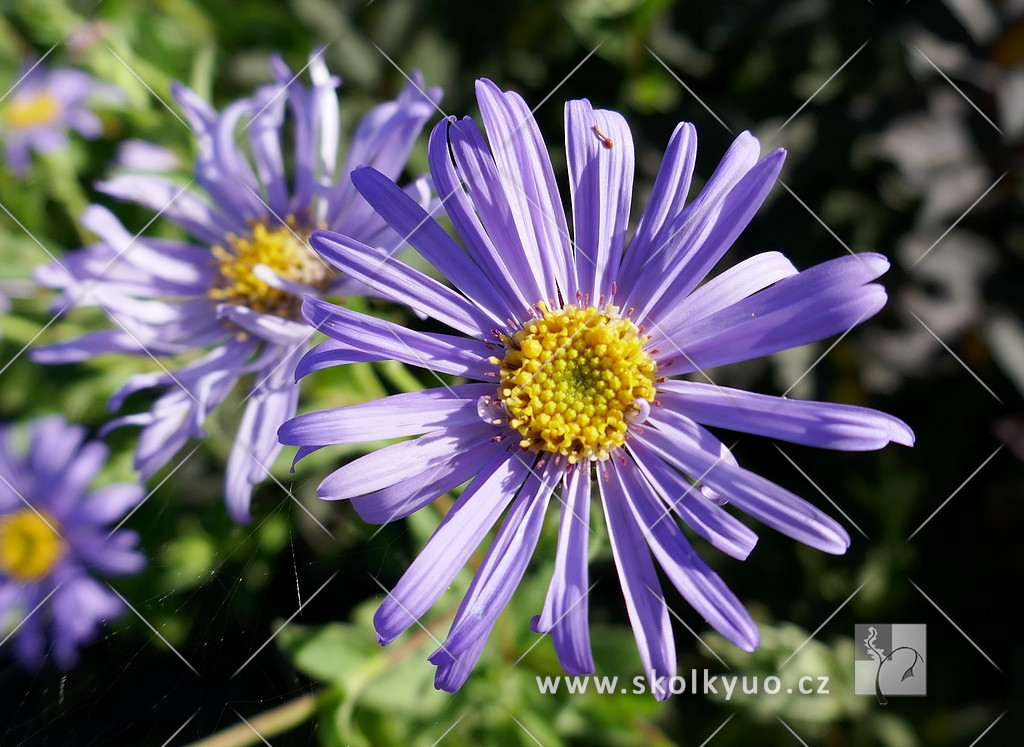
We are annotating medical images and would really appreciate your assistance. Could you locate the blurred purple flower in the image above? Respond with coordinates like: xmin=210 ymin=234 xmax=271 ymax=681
xmin=0 ymin=60 xmax=121 ymax=173
xmin=34 ymin=52 xmax=441 ymax=522
xmin=113 ymin=138 xmax=181 ymax=173
xmin=0 ymin=416 xmax=144 ymax=670
xmin=280 ymin=79 xmax=914 ymax=697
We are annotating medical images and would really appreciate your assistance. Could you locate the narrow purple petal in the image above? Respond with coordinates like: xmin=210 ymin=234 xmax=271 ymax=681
xmin=618 ymin=122 xmax=697 ymax=287
xmin=656 ymin=254 xmax=890 ymax=375
xmin=639 ymin=411 xmax=851 ymax=553
xmin=310 ymin=227 xmax=498 ymax=337
xmin=598 ymin=466 xmax=676 ymax=701
xmin=280 ymin=383 xmax=491 ymax=450
xmin=301 ymin=298 xmax=495 ymax=380
xmin=50 ymin=576 xmax=123 ymax=668
xmin=46 ymin=441 xmax=109 ymax=515
xmin=329 ymin=69 xmax=441 ymax=230
xmin=317 ymin=422 xmax=499 ymax=500
xmin=247 ymin=85 xmax=288 ymax=212
xmin=373 ymin=451 xmax=532 ymax=644
xmin=657 ymin=380 xmax=915 ymax=450
xmin=78 ymin=484 xmax=144 ymax=525
xmin=199 ymin=99 xmax=264 ymax=219
xmin=293 ymin=338 xmax=350 ymax=379
xmin=96 ymin=174 xmax=237 ymax=244
xmin=308 ymin=54 xmax=341 ymax=199
xmin=428 ymin=460 xmax=557 ymax=692
xmin=73 ymin=531 xmax=145 ymax=576
xmin=217 ymin=305 xmax=310 ymax=347
xmin=565 ymin=100 xmax=633 ymax=302
xmin=532 ymin=465 xmax=595 ymax=675
xmin=430 ymin=636 xmax=488 ymax=697
xmin=475 ymin=79 xmax=572 ymax=303
xmin=621 ymin=130 xmax=760 ymax=299
xmin=664 ymin=251 xmax=799 ymax=327
xmin=349 ymin=167 xmax=511 ymax=326
xmin=225 ymin=379 xmax=300 ymax=523
xmin=349 ymin=438 xmax=506 ymax=524
xmin=30 ymin=330 xmax=152 ymax=364
xmin=443 ymin=115 xmax=546 ymax=307
xmin=78 ymin=205 xmax=214 ymax=286
xmin=627 ymin=438 xmax=758 ymax=560
xmin=27 ymin=417 xmax=88 ymax=499
xmin=124 ymin=390 xmax=198 ymax=479
xmin=428 ymin=117 xmax=534 ymax=317
xmin=171 ymin=80 xmax=217 ymax=136
xmin=634 ymin=147 xmax=787 ymax=325
xmin=611 ymin=459 xmax=759 ymax=651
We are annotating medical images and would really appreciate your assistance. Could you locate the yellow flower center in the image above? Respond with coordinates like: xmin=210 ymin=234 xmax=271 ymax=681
xmin=497 ymin=303 xmax=656 ymax=463
xmin=209 ymin=221 xmax=330 ymax=319
xmin=0 ymin=509 xmax=64 ymax=582
xmin=4 ymin=92 xmax=61 ymax=129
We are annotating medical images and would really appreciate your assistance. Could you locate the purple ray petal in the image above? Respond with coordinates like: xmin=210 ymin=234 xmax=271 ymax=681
xmin=633 ymin=147 xmax=787 ymax=324
xmin=225 ymin=378 xmax=300 ymax=523
xmin=317 ymin=422 xmax=500 ymax=500
xmin=280 ymin=383 xmax=491 ymax=449
xmin=621 ymin=130 xmax=761 ymax=308
xmin=311 ymin=227 xmax=499 ymax=337
xmin=662 ymin=251 xmax=799 ymax=328
xmin=657 ymin=379 xmax=915 ymax=450
xmin=349 ymin=167 xmax=512 ymax=326
xmin=656 ymin=254 xmax=890 ymax=375
xmin=373 ymin=451 xmax=532 ymax=644
xmin=301 ymin=297 xmax=494 ymax=380
xmin=533 ymin=465 xmax=595 ymax=675
xmin=349 ymin=437 xmax=507 ymax=523
xmin=618 ymin=122 xmax=697 ymax=287
xmin=612 ymin=458 xmax=759 ymax=650
xmin=428 ymin=117 xmax=535 ymax=317
xmin=564 ymin=100 xmax=634 ymax=302
xmin=428 ymin=460 xmax=557 ymax=692
xmin=627 ymin=438 xmax=758 ymax=560
xmin=640 ymin=412 xmax=850 ymax=553
xmin=96 ymin=174 xmax=238 ymax=244
xmin=599 ymin=466 xmax=676 ymax=701
xmin=475 ymin=79 xmax=572 ymax=303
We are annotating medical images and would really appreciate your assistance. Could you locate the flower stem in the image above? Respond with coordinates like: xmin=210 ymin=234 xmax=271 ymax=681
xmin=185 ymin=692 xmax=322 ymax=747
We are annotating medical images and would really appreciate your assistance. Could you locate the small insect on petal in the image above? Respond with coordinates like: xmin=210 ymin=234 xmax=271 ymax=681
xmin=592 ymin=124 xmax=613 ymax=149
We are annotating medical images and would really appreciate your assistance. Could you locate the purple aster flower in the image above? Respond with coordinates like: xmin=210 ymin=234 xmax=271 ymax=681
xmin=279 ymin=79 xmax=914 ymax=698
xmin=1 ymin=60 xmax=121 ymax=174
xmin=33 ymin=52 xmax=441 ymax=522
xmin=0 ymin=415 xmax=144 ymax=670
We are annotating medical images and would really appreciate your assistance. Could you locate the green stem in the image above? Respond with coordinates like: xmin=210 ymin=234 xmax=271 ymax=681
xmin=186 ymin=603 xmax=462 ymax=747
xmin=185 ymin=691 xmax=323 ymax=747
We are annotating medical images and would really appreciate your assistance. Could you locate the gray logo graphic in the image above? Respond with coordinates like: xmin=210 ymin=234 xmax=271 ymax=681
xmin=854 ymin=624 xmax=927 ymax=703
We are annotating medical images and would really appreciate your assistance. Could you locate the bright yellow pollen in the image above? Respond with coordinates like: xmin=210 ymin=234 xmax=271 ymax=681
xmin=4 ymin=92 xmax=61 ymax=129
xmin=209 ymin=221 xmax=329 ymax=319
xmin=0 ymin=509 xmax=64 ymax=582
xmin=498 ymin=303 xmax=656 ymax=463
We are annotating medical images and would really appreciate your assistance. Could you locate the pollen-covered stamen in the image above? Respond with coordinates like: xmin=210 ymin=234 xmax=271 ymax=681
xmin=209 ymin=219 xmax=331 ymax=319
xmin=498 ymin=303 xmax=656 ymax=463
xmin=4 ymin=92 xmax=61 ymax=129
xmin=0 ymin=509 xmax=64 ymax=582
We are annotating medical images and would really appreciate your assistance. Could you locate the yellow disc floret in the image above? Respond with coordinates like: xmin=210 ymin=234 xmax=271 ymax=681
xmin=497 ymin=303 xmax=656 ymax=463
xmin=0 ymin=509 xmax=64 ymax=582
xmin=4 ymin=92 xmax=61 ymax=130
xmin=209 ymin=220 xmax=329 ymax=319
